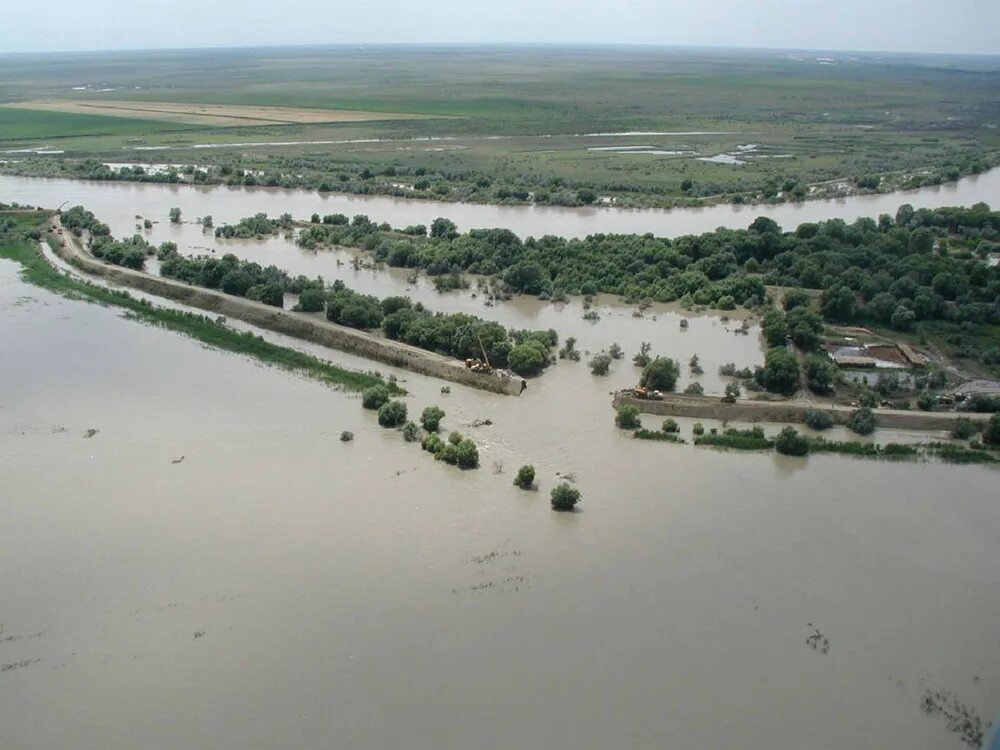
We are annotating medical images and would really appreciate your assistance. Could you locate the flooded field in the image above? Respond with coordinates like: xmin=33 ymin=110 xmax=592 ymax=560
xmin=2 ymin=241 xmax=999 ymax=749
xmin=2 ymin=168 xmax=1000 ymax=240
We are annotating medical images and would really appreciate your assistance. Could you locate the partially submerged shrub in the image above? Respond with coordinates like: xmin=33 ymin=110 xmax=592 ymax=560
xmin=377 ymin=400 xmax=408 ymax=427
xmin=402 ymin=421 xmax=420 ymax=442
xmin=692 ymin=422 xmax=705 ymax=436
xmin=551 ymin=483 xmax=581 ymax=512
xmin=590 ymin=352 xmax=612 ymax=376
xmin=514 ymin=465 xmax=535 ymax=490
xmin=339 ymin=430 xmax=354 ymax=442
xmin=615 ymin=405 xmax=641 ymax=430
xmin=362 ymin=385 xmax=390 ymax=410
xmin=662 ymin=418 xmax=679 ymax=433
xmin=420 ymin=405 xmax=445 ymax=433
xmin=775 ymin=427 xmax=810 ymax=456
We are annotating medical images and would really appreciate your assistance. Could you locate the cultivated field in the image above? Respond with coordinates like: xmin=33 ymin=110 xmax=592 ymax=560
xmin=3 ymin=99 xmax=432 ymax=127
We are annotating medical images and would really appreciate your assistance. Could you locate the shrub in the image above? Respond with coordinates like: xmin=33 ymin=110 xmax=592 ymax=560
xmin=168 ymin=207 xmax=181 ymax=223
xmin=377 ymin=400 xmax=408 ymax=427
xmin=847 ymin=407 xmax=877 ymax=436
xmin=339 ymin=430 xmax=354 ymax=442
xmin=616 ymin=405 xmax=641 ymax=430
xmin=551 ymin=483 xmax=581 ymax=511
xmin=662 ymin=418 xmax=679 ymax=433
xmin=362 ymin=385 xmax=390 ymax=410
xmin=775 ymin=427 xmax=810 ymax=456
xmin=640 ymin=357 xmax=680 ymax=391
xmin=514 ymin=465 xmax=535 ymax=490
xmin=633 ymin=342 xmax=652 ymax=368
xmin=916 ymin=392 xmax=937 ymax=411
xmin=803 ymin=409 xmax=833 ymax=431
xmin=608 ymin=343 xmax=623 ymax=359
xmin=951 ymin=417 xmax=978 ymax=440
xmin=590 ymin=352 xmax=612 ymax=376
xmin=437 ymin=436 xmax=479 ymax=469
xmin=684 ymin=381 xmax=704 ymax=395
xmin=420 ymin=405 xmax=446 ymax=433
xmin=296 ymin=287 xmax=326 ymax=312
xmin=402 ymin=421 xmax=420 ymax=442
xmin=985 ymin=414 xmax=1000 ymax=445
xmin=692 ymin=422 xmax=705 ymax=436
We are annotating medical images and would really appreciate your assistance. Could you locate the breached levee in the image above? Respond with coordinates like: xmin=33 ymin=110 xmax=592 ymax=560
xmin=613 ymin=392 xmax=991 ymax=432
xmin=46 ymin=220 xmax=523 ymax=396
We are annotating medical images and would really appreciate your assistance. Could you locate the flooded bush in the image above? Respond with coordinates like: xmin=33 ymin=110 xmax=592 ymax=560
xmin=775 ymin=427 xmax=810 ymax=456
xmin=377 ymin=400 xmax=408 ymax=428
xmin=339 ymin=431 xmax=354 ymax=442
xmin=695 ymin=426 xmax=773 ymax=451
xmin=402 ymin=421 xmax=420 ymax=442
xmin=609 ymin=342 xmax=623 ymax=360
xmin=550 ymin=483 xmax=581 ymax=512
xmin=633 ymin=342 xmax=652 ymax=368
xmin=847 ymin=407 xmax=877 ymax=436
xmin=662 ymin=418 xmax=679 ymax=433
xmin=420 ymin=405 xmax=446 ymax=433
xmin=692 ymin=422 xmax=705 ymax=436
xmin=514 ymin=465 xmax=535 ymax=490
xmin=684 ymin=382 xmax=704 ymax=395
xmin=615 ymin=405 xmax=642 ymax=430
xmin=634 ymin=429 xmax=684 ymax=443
xmin=168 ymin=207 xmax=181 ymax=224
xmin=640 ymin=357 xmax=680 ymax=392
xmin=362 ymin=385 xmax=391 ymax=410
xmin=590 ymin=352 xmax=612 ymax=376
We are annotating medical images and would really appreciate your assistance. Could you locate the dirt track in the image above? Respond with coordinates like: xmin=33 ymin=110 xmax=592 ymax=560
xmin=45 ymin=219 xmax=523 ymax=396
xmin=613 ymin=392 xmax=992 ymax=432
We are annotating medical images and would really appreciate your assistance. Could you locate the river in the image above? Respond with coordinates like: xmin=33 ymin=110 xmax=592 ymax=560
xmin=1 ymin=172 xmax=998 ymax=749
xmin=2 ymin=169 xmax=999 ymax=239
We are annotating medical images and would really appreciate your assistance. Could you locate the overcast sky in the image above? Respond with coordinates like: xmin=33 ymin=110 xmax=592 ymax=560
xmin=3 ymin=0 xmax=998 ymax=55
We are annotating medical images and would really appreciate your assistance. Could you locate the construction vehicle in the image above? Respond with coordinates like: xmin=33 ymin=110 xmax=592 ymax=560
xmin=630 ymin=386 xmax=663 ymax=401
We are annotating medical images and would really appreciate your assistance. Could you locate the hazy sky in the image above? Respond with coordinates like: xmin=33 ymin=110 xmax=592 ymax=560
xmin=3 ymin=0 xmax=999 ymax=55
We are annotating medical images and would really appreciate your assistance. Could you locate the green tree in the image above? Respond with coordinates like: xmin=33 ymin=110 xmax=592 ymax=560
xmin=783 ymin=288 xmax=811 ymax=311
xmin=296 ymin=287 xmax=326 ymax=312
xmin=803 ymin=409 xmax=833 ymax=430
xmin=168 ymin=207 xmax=181 ymax=224
xmin=821 ymin=285 xmax=856 ymax=320
xmin=984 ymin=414 xmax=1000 ymax=445
xmin=420 ymin=405 xmax=446 ymax=433
xmin=590 ymin=352 xmax=612 ymax=376
xmin=508 ymin=341 xmax=549 ymax=375
xmin=362 ymin=385 xmax=391 ymax=410
xmin=951 ymin=417 xmax=978 ymax=440
xmin=847 ymin=407 xmax=877 ymax=436
xmin=246 ymin=283 xmax=284 ymax=308
xmin=803 ymin=354 xmax=836 ymax=394
xmin=760 ymin=347 xmax=800 ymax=395
xmin=551 ymin=483 xmax=581 ymax=511
xmin=775 ymin=427 xmax=810 ymax=456
xmin=377 ymin=400 xmax=408 ymax=428
xmin=429 ymin=217 xmax=458 ymax=240
xmin=640 ymin=358 xmax=680 ymax=391
xmin=615 ymin=405 xmax=641 ymax=430
xmin=514 ymin=465 xmax=536 ymax=490
xmin=890 ymin=305 xmax=916 ymax=331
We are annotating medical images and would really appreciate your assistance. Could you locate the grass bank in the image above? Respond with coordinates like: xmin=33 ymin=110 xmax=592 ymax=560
xmin=0 ymin=219 xmax=397 ymax=394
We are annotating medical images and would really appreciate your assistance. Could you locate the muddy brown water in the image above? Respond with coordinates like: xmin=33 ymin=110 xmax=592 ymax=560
xmin=2 ymin=256 xmax=999 ymax=749
xmin=2 ymin=173 xmax=999 ymax=748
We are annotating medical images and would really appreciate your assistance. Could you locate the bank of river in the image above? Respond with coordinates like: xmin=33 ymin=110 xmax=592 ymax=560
xmin=1 ymin=250 xmax=998 ymax=749
xmin=2 ymin=168 xmax=999 ymax=239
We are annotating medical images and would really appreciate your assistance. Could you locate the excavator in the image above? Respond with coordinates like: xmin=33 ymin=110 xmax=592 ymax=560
xmin=464 ymin=332 xmax=494 ymax=374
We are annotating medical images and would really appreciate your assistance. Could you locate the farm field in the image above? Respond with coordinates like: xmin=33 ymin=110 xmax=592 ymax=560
xmin=1 ymin=45 xmax=999 ymax=206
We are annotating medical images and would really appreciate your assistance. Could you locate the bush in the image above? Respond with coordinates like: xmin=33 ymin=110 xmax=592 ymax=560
xmin=847 ymin=407 xmax=877 ymax=436
xmin=514 ymin=465 xmax=535 ymax=490
xmin=377 ymin=400 xmax=408 ymax=427
xmin=662 ymin=418 xmax=679 ymax=433
xmin=684 ymin=381 xmax=704 ymax=395
xmin=246 ymin=283 xmax=284 ymax=308
xmin=951 ymin=417 xmax=978 ymax=440
xmin=590 ymin=352 xmax=612 ymax=376
xmin=402 ymin=421 xmax=420 ymax=442
xmin=640 ymin=357 xmax=679 ymax=391
xmin=362 ymin=385 xmax=391 ymax=410
xmin=420 ymin=405 xmax=445 ymax=433
xmin=804 ymin=355 xmax=836 ymax=394
xmin=437 ymin=436 xmax=479 ymax=469
xmin=296 ymin=287 xmax=326 ymax=312
xmin=616 ymin=405 xmax=642 ymax=430
xmin=692 ymin=422 xmax=705 ymax=436
xmin=760 ymin=347 xmax=800 ymax=395
xmin=551 ymin=483 xmax=581 ymax=511
xmin=339 ymin=430 xmax=354 ymax=442
xmin=508 ymin=341 xmax=549 ymax=376
xmin=985 ymin=414 xmax=1000 ymax=445
xmin=803 ymin=409 xmax=833 ymax=431
xmin=916 ymin=392 xmax=937 ymax=411
xmin=168 ymin=207 xmax=181 ymax=223
xmin=775 ymin=427 xmax=810 ymax=456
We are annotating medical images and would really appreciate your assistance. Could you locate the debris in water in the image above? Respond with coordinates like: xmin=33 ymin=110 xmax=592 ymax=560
xmin=805 ymin=623 xmax=830 ymax=654
xmin=468 ymin=418 xmax=493 ymax=428
xmin=193 ymin=630 xmax=206 ymax=639
xmin=83 ymin=428 xmax=99 ymax=439
xmin=171 ymin=455 xmax=185 ymax=465
xmin=921 ymin=686 xmax=988 ymax=748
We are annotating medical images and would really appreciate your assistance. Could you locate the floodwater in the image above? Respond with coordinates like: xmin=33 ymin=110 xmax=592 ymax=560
xmin=2 ymin=252 xmax=999 ymax=749
xmin=2 ymin=171 xmax=999 ymax=748
xmin=2 ymin=168 xmax=999 ymax=239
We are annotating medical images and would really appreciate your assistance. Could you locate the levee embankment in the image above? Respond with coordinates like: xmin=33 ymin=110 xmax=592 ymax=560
xmin=612 ymin=392 xmax=991 ymax=432
xmin=45 ymin=220 xmax=522 ymax=396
